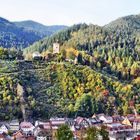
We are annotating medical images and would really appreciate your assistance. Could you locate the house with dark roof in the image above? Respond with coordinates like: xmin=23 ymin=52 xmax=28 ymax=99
xmin=87 ymin=118 xmax=103 ymax=127
xmin=34 ymin=121 xmax=53 ymax=140
xmin=107 ymin=123 xmax=135 ymax=140
xmin=112 ymin=115 xmax=124 ymax=123
xmin=74 ymin=117 xmax=90 ymax=129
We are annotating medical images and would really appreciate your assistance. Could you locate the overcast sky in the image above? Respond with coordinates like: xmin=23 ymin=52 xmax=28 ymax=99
xmin=0 ymin=0 xmax=140 ymax=26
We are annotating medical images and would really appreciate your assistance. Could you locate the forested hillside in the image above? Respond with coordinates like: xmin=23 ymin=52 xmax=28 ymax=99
xmin=0 ymin=14 xmax=140 ymax=120
xmin=0 ymin=17 xmax=67 ymax=48
xmin=104 ymin=14 xmax=140 ymax=33
xmin=24 ymin=24 xmax=88 ymax=53
xmin=0 ymin=61 xmax=139 ymax=120
xmin=24 ymin=14 xmax=140 ymax=83
xmin=24 ymin=14 xmax=140 ymax=54
xmin=14 ymin=20 xmax=67 ymax=38
xmin=0 ymin=17 xmax=41 ymax=48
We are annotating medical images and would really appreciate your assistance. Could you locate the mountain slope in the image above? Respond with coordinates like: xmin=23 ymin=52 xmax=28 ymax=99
xmin=24 ymin=23 xmax=89 ymax=53
xmin=0 ymin=17 xmax=42 ymax=48
xmin=14 ymin=20 xmax=68 ymax=37
xmin=24 ymin=14 xmax=140 ymax=54
xmin=0 ymin=61 xmax=139 ymax=120
xmin=24 ymin=15 xmax=140 ymax=93
xmin=104 ymin=14 xmax=140 ymax=32
xmin=0 ymin=14 xmax=140 ymax=120
xmin=0 ymin=17 xmax=67 ymax=48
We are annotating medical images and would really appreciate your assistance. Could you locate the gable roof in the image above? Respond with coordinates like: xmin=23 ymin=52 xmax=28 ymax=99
xmin=13 ymin=131 xmax=24 ymax=137
xmin=75 ymin=117 xmax=85 ymax=125
xmin=50 ymin=118 xmax=66 ymax=126
xmin=0 ymin=124 xmax=9 ymax=129
xmin=122 ymin=117 xmax=132 ymax=126
xmin=87 ymin=118 xmax=102 ymax=125
xmin=0 ymin=124 xmax=9 ymax=130
xmin=99 ymin=115 xmax=113 ymax=123
xmin=20 ymin=122 xmax=34 ymax=128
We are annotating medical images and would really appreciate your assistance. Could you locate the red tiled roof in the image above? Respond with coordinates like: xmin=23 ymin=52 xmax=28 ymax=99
xmin=76 ymin=117 xmax=84 ymax=124
xmin=20 ymin=122 xmax=34 ymax=128
xmin=13 ymin=131 xmax=24 ymax=137
xmin=44 ymin=124 xmax=51 ymax=129
xmin=134 ymin=118 xmax=140 ymax=123
xmin=51 ymin=120 xmax=65 ymax=126
xmin=107 ymin=123 xmax=132 ymax=131
xmin=127 ymin=114 xmax=135 ymax=116
xmin=26 ymin=136 xmax=35 ymax=140
xmin=136 ymin=135 xmax=140 ymax=140
xmin=0 ymin=134 xmax=4 ymax=138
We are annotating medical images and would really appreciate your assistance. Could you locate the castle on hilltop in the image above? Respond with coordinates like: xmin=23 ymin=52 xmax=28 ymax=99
xmin=53 ymin=42 xmax=60 ymax=54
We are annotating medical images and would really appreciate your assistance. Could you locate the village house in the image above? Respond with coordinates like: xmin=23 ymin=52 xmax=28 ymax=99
xmin=136 ymin=135 xmax=140 ymax=140
xmin=65 ymin=118 xmax=75 ymax=127
xmin=9 ymin=120 xmax=19 ymax=132
xmin=32 ymin=52 xmax=42 ymax=60
xmin=36 ymin=131 xmax=48 ymax=140
xmin=97 ymin=114 xmax=113 ymax=124
xmin=87 ymin=117 xmax=103 ymax=127
xmin=72 ymin=117 xmax=89 ymax=140
xmin=0 ymin=124 xmax=9 ymax=134
xmin=26 ymin=136 xmax=35 ymax=140
xmin=0 ymin=134 xmax=5 ymax=140
xmin=20 ymin=121 xmax=35 ymax=136
xmin=12 ymin=131 xmax=25 ymax=140
xmin=74 ymin=117 xmax=90 ymax=129
xmin=50 ymin=117 xmax=66 ymax=129
xmin=107 ymin=123 xmax=135 ymax=140
xmin=127 ymin=114 xmax=136 ymax=123
xmin=12 ymin=131 xmax=35 ymax=140
xmin=133 ymin=118 xmax=140 ymax=135
xmin=0 ymin=114 xmax=139 ymax=139
xmin=49 ymin=117 xmax=66 ymax=139
xmin=112 ymin=115 xmax=124 ymax=123
xmin=0 ymin=133 xmax=11 ymax=140
xmin=34 ymin=121 xmax=52 ymax=140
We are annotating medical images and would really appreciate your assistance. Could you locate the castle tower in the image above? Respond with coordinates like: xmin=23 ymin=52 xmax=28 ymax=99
xmin=53 ymin=42 xmax=60 ymax=54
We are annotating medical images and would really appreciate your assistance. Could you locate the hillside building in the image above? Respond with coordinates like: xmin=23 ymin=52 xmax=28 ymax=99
xmin=53 ymin=43 xmax=60 ymax=54
xmin=32 ymin=52 xmax=42 ymax=60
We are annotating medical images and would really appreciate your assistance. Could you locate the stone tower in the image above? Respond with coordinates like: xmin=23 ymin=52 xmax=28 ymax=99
xmin=53 ymin=42 xmax=60 ymax=54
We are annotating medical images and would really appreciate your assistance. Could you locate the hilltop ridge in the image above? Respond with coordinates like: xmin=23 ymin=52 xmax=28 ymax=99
xmin=0 ymin=17 xmax=67 ymax=48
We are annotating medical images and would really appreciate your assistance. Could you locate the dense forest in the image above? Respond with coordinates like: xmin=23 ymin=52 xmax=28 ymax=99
xmin=24 ymin=14 xmax=140 ymax=82
xmin=14 ymin=20 xmax=67 ymax=38
xmin=0 ymin=61 xmax=139 ymax=120
xmin=0 ymin=17 xmax=66 ymax=48
xmin=0 ymin=14 xmax=140 ymax=120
